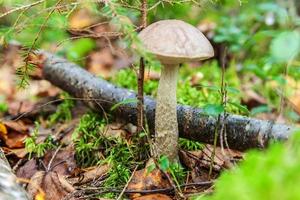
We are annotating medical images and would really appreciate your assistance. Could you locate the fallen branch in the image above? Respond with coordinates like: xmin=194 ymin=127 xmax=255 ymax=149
xmin=40 ymin=51 xmax=297 ymax=151
xmin=0 ymin=148 xmax=29 ymax=200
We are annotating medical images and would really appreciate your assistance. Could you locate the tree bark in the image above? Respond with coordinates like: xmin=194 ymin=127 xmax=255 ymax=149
xmin=40 ymin=51 xmax=297 ymax=151
xmin=0 ymin=148 xmax=29 ymax=200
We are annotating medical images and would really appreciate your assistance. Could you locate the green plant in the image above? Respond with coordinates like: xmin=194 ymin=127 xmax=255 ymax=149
xmin=66 ymin=38 xmax=96 ymax=65
xmin=193 ymin=130 xmax=300 ymax=200
xmin=0 ymin=96 xmax=8 ymax=114
xmin=102 ymin=140 xmax=135 ymax=187
xmin=112 ymin=68 xmax=158 ymax=96
xmin=73 ymin=111 xmax=149 ymax=198
xmin=24 ymin=122 xmax=56 ymax=158
xmin=72 ymin=112 xmax=107 ymax=166
xmin=158 ymin=155 xmax=187 ymax=188
xmin=179 ymin=138 xmax=204 ymax=151
xmin=48 ymin=93 xmax=74 ymax=125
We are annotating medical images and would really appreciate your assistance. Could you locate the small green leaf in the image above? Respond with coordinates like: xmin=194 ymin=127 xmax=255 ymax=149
xmin=251 ymin=105 xmax=271 ymax=116
xmin=203 ymin=104 xmax=224 ymax=116
xmin=159 ymin=155 xmax=170 ymax=171
xmin=270 ymin=31 xmax=300 ymax=63
xmin=146 ymin=164 xmax=156 ymax=175
xmin=226 ymin=87 xmax=240 ymax=94
xmin=110 ymin=98 xmax=138 ymax=111
xmin=0 ymin=96 xmax=8 ymax=113
xmin=228 ymin=101 xmax=249 ymax=114
xmin=66 ymin=38 xmax=96 ymax=63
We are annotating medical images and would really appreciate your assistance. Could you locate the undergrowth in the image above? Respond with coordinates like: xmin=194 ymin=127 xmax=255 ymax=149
xmin=193 ymin=130 xmax=300 ymax=200
xmin=179 ymin=138 xmax=204 ymax=151
xmin=72 ymin=111 xmax=194 ymax=198
xmin=24 ymin=122 xmax=56 ymax=158
xmin=48 ymin=93 xmax=74 ymax=125
xmin=72 ymin=112 xmax=151 ymax=198
xmin=0 ymin=95 xmax=8 ymax=114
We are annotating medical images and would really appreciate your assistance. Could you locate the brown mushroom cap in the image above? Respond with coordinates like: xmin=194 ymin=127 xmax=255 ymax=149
xmin=139 ymin=19 xmax=214 ymax=65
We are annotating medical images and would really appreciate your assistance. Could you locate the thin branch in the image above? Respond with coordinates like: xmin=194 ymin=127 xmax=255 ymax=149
xmin=7 ymin=97 xmax=114 ymax=122
xmin=47 ymin=145 xmax=62 ymax=172
xmin=137 ymin=0 xmax=148 ymax=134
xmin=70 ymin=180 xmax=213 ymax=198
xmin=116 ymin=166 xmax=138 ymax=200
xmin=0 ymin=0 xmax=45 ymax=19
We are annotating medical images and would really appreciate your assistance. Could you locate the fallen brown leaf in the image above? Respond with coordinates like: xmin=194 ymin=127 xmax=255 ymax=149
xmin=290 ymin=91 xmax=300 ymax=115
xmin=16 ymin=159 xmax=38 ymax=180
xmin=127 ymin=160 xmax=171 ymax=199
xmin=144 ymin=70 xmax=160 ymax=81
xmin=103 ymin=122 xmax=128 ymax=139
xmin=3 ymin=120 xmax=29 ymax=133
xmin=87 ymin=49 xmax=114 ymax=78
xmin=242 ymin=87 xmax=267 ymax=109
xmin=68 ymin=8 xmax=97 ymax=30
xmin=0 ymin=120 xmax=29 ymax=148
xmin=43 ymin=145 xmax=77 ymax=176
xmin=2 ymin=147 xmax=27 ymax=158
xmin=180 ymin=145 xmax=243 ymax=171
xmin=27 ymin=171 xmax=75 ymax=200
xmin=133 ymin=194 xmax=172 ymax=200
xmin=68 ymin=164 xmax=110 ymax=185
xmin=179 ymin=145 xmax=243 ymax=183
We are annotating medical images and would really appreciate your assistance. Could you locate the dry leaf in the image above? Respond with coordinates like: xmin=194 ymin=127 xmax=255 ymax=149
xmin=144 ymin=70 xmax=160 ymax=81
xmin=242 ymin=87 xmax=267 ymax=109
xmin=0 ymin=122 xmax=8 ymax=137
xmin=179 ymin=145 xmax=243 ymax=183
xmin=68 ymin=8 xmax=96 ymax=29
xmin=290 ymin=91 xmax=300 ymax=114
xmin=68 ymin=164 xmax=110 ymax=185
xmin=87 ymin=49 xmax=114 ymax=78
xmin=2 ymin=147 xmax=27 ymax=158
xmin=35 ymin=191 xmax=46 ymax=200
xmin=43 ymin=146 xmax=77 ymax=176
xmin=103 ymin=122 xmax=128 ymax=139
xmin=16 ymin=159 xmax=38 ymax=180
xmin=133 ymin=194 xmax=172 ymax=200
xmin=27 ymin=171 xmax=75 ymax=200
xmin=0 ymin=121 xmax=29 ymax=148
xmin=127 ymin=161 xmax=171 ymax=199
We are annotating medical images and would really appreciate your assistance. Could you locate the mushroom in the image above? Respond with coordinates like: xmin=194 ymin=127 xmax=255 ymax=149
xmin=138 ymin=19 xmax=214 ymax=162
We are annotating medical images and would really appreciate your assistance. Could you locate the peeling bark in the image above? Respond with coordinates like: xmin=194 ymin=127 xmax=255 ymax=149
xmin=0 ymin=148 xmax=29 ymax=200
xmin=41 ymin=52 xmax=297 ymax=151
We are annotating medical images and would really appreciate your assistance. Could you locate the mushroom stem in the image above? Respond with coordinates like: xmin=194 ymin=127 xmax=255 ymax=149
xmin=154 ymin=64 xmax=179 ymax=162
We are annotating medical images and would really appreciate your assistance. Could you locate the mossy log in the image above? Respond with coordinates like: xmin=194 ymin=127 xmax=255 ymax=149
xmin=41 ymin=52 xmax=297 ymax=151
xmin=0 ymin=148 xmax=29 ymax=200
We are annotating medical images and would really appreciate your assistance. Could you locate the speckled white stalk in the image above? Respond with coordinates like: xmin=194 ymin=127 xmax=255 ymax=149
xmin=154 ymin=64 xmax=179 ymax=162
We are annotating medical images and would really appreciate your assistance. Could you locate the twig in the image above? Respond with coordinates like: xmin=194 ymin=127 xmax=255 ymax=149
xmin=0 ymin=0 xmax=45 ymax=19
xmin=209 ymin=47 xmax=228 ymax=179
xmin=6 ymin=97 xmax=113 ymax=122
xmin=47 ymin=145 xmax=62 ymax=172
xmin=116 ymin=166 xmax=138 ymax=200
xmin=69 ymin=180 xmax=213 ymax=199
xmin=137 ymin=0 xmax=148 ymax=134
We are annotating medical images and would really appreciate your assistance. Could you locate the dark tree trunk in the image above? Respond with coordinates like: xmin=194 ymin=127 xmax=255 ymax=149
xmin=41 ymin=52 xmax=297 ymax=151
